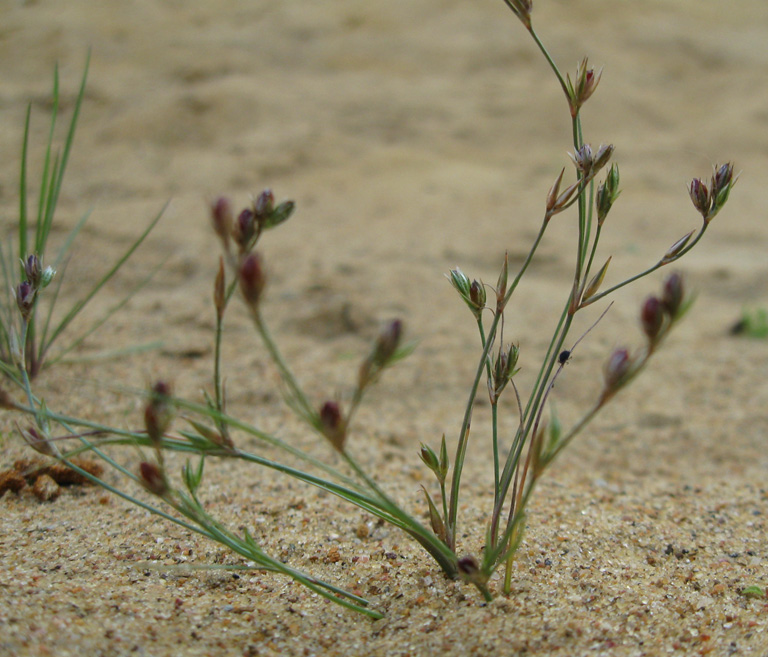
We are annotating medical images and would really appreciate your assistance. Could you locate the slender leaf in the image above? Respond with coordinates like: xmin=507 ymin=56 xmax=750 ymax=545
xmin=43 ymin=203 xmax=167 ymax=351
xmin=18 ymin=105 xmax=32 ymax=264
xmin=44 ymin=255 xmax=166 ymax=367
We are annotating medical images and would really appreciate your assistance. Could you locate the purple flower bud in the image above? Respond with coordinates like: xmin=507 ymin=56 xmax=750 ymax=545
xmin=583 ymin=68 xmax=597 ymax=91
xmin=712 ymin=163 xmax=734 ymax=195
xmin=253 ymin=189 xmax=275 ymax=224
xmin=238 ymin=252 xmax=266 ymax=307
xmin=450 ymin=270 xmax=485 ymax=316
xmin=320 ymin=400 xmax=342 ymax=427
xmin=151 ymin=380 xmax=172 ymax=399
xmin=319 ymin=401 xmax=346 ymax=451
xmin=688 ymin=178 xmax=711 ymax=218
xmin=661 ymin=272 xmax=685 ymax=318
xmin=578 ymin=60 xmax=601 ymax=103
xmin=15 ymin=281 xmax=35 ymax=320
xmin=359 ymin=320 xmax=406 ymax=389
xmin=24 ymin=254 xmax=42 ymax=287
xmin=570 ymin=144 xmax=594 ymax=175
xmin=233 ymin=208 xmax=256 ymax=249
xmin=139 ymin=461 xmax=168 ymax=497
xmin=211 ymin=197 xmax=233 ymax=249
xmin=144 ymin=381 xmax=173 ymax=446
xmin=566 ymin=58 xmax=603 ymax=116
xmin=469 ymin=280 xmax=486 ymax=313
xmin=492 ymin=343 xmax=519 ymax=399
xmin=603 ymin=347 xmax=633 ymax=392
xmin=641 ymin=296 xmax=665 ymax=343
xmin=710 ymin=162 xmax=736 ymax=217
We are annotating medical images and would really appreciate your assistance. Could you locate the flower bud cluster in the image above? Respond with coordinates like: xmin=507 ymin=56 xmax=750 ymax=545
xmin=569 ymin=143 xmax=614 ymax=179
xmin=566 ymin=58 xmax=602 ymax=117
xmin=419 ymin=435 xmax=449 ymax=486
xmin=210 ymin=190 xmax=295 ymax=310
xmin=689 ymin=163 xmax=736 ymax=223
xmin=447 ymin=268 xmax=485 ymax=320
xmin=640 ymin=272 xmax=688 ymax=346
xmin=490 ymin=343 xmax=520 ymax=402
xmin=547 ymin=146 xmax=615 ymax=221
xmin=14 ymin=254 xmax=55 ymax=322
xmin=503 ymin=0 xmax=532 ymax=29
xmin=211 ymin=190 xmax=296 ymax=256
xmin=602 ymin=273 xmax=689 ymax=400
xmin=315 ymin=320 xmax=405 ymax=454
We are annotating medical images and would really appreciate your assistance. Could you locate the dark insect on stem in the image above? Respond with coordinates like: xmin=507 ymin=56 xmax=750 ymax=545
xmin=558 ymin=350 xmax=571 ymax=365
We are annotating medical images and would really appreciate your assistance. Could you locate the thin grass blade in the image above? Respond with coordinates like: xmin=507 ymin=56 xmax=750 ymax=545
xmin=43 ymin=202 xmax=166 ymax=351
xmin=18 ymin=105 xmax=32 ymax=265
xmin=37 ymin=53 xmax=90 ymax=256
xmin=43 ymin=253 xmax=165 ymax=367
xmin=34 ymin=64 xmax=59 ymax=252
xmin=51 ymin=208 xmax=92 ymax=270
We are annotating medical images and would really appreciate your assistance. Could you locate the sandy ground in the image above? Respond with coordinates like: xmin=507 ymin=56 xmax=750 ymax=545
xmin=2 ymin=0 xmax=768 ymax=655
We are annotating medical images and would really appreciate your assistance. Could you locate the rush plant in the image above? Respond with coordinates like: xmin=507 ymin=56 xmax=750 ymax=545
xmin=8 ymin=1 xmax=735 ymax=618
xmin=0 ymin=54 xmax=163 ymax=385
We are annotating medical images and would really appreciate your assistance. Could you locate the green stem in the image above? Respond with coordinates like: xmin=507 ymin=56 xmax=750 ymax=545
xmin=528 ymin=27 xmax=570 ymax=101
xmin=213 ymin=306 xmax=227 ymax=413
xmin=491 ymin=401 xmax=500 ymax=504
xmin=251 ymin=306 xmax=315 ymax=422
xmin=341 ymin=450 xmax=458 ymax=576
xmin=58 ymin=437 xmax=382 ymax=619
xmin=580 ymin=222 xmax=706 ymax=308
xmin=476 ymin=316 xmax=501 ymax=507
xmin=447 ymin=215 xmax=550 ymax=549
xmin=490 ymin=92 xmax=588 ymax=555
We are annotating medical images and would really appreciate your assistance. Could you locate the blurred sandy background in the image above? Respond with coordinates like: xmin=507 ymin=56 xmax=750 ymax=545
xmin=1 ymin=1 xmax=768 ymax=655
